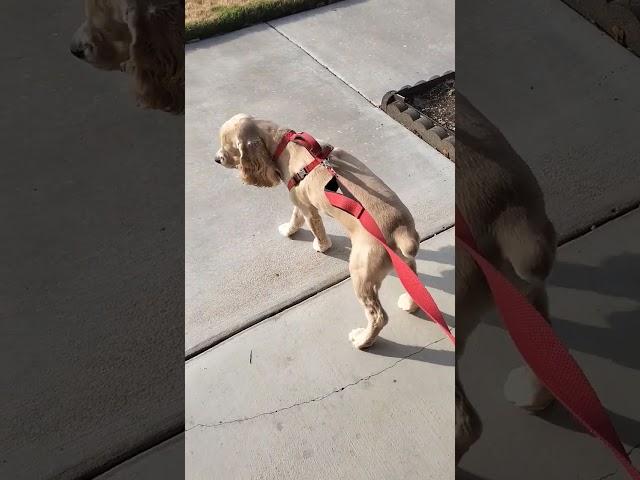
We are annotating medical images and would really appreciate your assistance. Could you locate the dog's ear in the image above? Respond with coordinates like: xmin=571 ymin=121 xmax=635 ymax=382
xmin=123 ymin=1 xmax=184 ymax=114
xmin=235 ymin=121 xmax=281 ymax=187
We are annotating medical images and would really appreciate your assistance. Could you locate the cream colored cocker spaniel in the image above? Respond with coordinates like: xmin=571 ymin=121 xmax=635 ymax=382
xmin=70 ymin=0 xmax=184 ymax=114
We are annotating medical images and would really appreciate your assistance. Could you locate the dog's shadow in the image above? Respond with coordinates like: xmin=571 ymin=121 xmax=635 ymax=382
xmin=455 ymin=469 xmax=492 ymax=480
xmin=363 ymin=336 xmax=454 ymax=367
xmin=288 ymin=229 xmax=352 ymax=262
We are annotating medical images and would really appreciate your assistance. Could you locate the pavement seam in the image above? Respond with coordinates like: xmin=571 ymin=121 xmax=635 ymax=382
xmin=70 ymin=425 xmax=184 ymax=480
xmin=558 ymin=202 xmax=640 ymax=246
xmin=595 ymin=472 xmax=618 ymax=480
xmin=591 ymin=440 xmax=640 ymax=480
xmin=266 ymin=22 xmax=377 ymax=107
xmin=186 ymin=336 xmax=449 ymax=431
xmin=185 ymin=224 xmax=454 ymax=362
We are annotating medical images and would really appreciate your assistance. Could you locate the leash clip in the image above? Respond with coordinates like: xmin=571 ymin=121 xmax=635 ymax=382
xmin=321 ymin=158 xmax=337 ymax=176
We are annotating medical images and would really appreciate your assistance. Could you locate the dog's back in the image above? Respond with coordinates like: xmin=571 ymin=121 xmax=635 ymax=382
xmin=327 ymin=148 xmax=420 ymax=257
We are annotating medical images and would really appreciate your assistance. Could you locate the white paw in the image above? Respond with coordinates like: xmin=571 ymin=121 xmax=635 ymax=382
xmin=349 ymin=328 xmax=374 ymax=349
xmin=278 ymin=222 xmax=295 ymax=237
xmin=504 ymin=366 xmax=555 ymax=412
xmin=397 ymin=293 xmax=419 ymax=313
xmin=313 ymin=237 xmax=332 ymax=253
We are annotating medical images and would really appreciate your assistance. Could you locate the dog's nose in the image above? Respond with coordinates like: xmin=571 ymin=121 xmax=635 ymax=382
xmin=214 ymin=155 xmax=222 ymax=164
xmin=70 ymin=46 xmax=85 ymax=59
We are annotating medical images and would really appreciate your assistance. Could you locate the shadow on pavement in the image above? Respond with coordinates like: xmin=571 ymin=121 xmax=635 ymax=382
xmin=552 ymin=254 xmax=640 ymax=301
xmin=364 ymin=336 xmax=454 ymax=366
xmin=473 ymin=253 xmax=640 ymax=370
xmin=288 ymin=229 xmax=352 ymax=262
xmin=415 ymin=242 xmax=455 ymax=266
xmin=538 ymin=392 xmax=640 ymax=447
xmin=456 ymin=469 xmax=492 ymax=480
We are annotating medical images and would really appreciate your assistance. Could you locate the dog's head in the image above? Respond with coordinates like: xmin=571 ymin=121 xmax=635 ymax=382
xmin=70 ymin=0 xmax=184 ymax=114
xmin=215 ymin=114 xmax=281 ymax=188
xmin=70 ymin=0 xmax=132 ymax=71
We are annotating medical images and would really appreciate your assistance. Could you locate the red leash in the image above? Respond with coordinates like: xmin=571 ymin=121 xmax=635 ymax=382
xmin=456 ymin=209 xmax=640 ymax=478
xmin=274 ymin=130 xmax=638 ymax=474
xmin=273 ymin=131 xmax=455 ymax=345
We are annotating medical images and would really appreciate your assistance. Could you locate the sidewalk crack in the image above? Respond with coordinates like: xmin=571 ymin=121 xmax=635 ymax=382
xmin=266 ymin=23 xmax=375 ymax=107
xmin=592 ymin=440 xmax=640 ymax=480
xmin=187 ymin=336 xmax=448 ymax=432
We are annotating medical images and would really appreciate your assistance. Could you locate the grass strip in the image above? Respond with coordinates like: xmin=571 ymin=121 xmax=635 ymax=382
xmin=186 ymin=0 xmax=344 ymax=42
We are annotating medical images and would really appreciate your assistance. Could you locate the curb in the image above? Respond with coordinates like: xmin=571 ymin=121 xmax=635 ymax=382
xmin=561 ymin=0 xmax=640 ymax=57
xmin=381 ymin=72 xmax=455 ymax=162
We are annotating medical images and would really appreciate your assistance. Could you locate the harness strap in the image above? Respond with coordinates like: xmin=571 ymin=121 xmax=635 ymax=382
xmin=272 ymin=130 xmax=335 ymax=190
xmin=456 ymin=209 xmax=640 ymax=479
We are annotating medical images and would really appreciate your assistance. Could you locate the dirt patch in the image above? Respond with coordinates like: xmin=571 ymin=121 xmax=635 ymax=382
xmin=411 ymin=78 xmax=455 ymax=133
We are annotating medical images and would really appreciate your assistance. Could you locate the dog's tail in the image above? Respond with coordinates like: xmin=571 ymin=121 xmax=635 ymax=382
xmin=393 ymin=225 xmax=420 ymax=258
xmin=495 ymin=209 xmax=557 ymax=284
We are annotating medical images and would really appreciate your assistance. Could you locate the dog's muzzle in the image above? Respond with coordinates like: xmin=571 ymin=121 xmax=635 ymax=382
xmin=70 ymin=45 xmax=85 ymax=59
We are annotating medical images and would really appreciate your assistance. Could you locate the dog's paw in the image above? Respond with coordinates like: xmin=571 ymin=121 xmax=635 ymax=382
xmin=349 ymin=328 xmax=375 ymax=350
xmin=504 ymin=366 xmax=555 ymax=412
xmin=313 ymin=237 xmax=332 ymax=253
xmin=397 ymin=293 xmax=419 ymax=313
xmin=278 ymin=222 xmax=295 ymax=237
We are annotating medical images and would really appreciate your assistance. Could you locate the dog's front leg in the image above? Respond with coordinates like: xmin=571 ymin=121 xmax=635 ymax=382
xmin=278 ymin=206 xmax=305 ymax=237
xmin=304 ymin=207 xmax=332 ymax=253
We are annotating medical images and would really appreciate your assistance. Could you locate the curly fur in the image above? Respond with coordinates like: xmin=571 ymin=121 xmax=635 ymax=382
xmin=70 ymin=0 xmax=184 ymax=114
xmin=235 ymin=121 xmax=281 ymax=187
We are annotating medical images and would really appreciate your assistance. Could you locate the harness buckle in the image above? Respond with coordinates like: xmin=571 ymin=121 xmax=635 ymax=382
xmin=294 ymin=168 xmax=308 ymax=183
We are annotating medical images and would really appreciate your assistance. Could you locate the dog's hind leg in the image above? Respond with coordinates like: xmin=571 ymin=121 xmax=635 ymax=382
xmin=456 ymin=371 xmax=482 ymax=464
xmin=348 ymin=242 xmax=390 ymax=349
xmin=278 ymin=206 xmax=305 ymax=237
xmin=396 ymin=255 xmax=420 ymax=313
xmin=394 ymin=225 xmax=420 ymax=313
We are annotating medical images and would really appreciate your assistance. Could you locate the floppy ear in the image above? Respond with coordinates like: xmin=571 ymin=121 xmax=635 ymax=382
xmin=123 ymin=1 xmax=184 ymax=114
xmin=235 ymin=122 xmax=281 ymax=187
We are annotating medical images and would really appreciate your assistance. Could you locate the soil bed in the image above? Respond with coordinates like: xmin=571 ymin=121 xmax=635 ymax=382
xmin=410 ymin=77 xmax=455 ymax=133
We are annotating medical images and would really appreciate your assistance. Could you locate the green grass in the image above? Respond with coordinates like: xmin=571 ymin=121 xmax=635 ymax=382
xmin=185 ymin=0 xmax=343 ymax=42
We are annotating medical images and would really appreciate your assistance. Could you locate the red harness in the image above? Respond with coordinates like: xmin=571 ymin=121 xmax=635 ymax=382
xmin=274 ymin=130 xmax=639 ymax=477
xmin=273 ymin=130 xmax=455 ymax=345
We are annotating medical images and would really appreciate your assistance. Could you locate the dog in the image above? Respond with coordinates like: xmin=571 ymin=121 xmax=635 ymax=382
xmin=70 ymin=0 xmax=184 ymax=114
xmin=455 ymin=92 xmax=558 ymax=463
xmin=214 ymin=113 xmax=425 ymax=349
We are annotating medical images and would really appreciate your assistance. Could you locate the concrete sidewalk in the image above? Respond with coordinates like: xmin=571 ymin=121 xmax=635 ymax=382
xmin=459 ymin=208 xmax=640 ymax=479
xmin=459 ymin=0 xmax=640 ymax=240
xmin=185 ymin=0 xmax=454 ymax=356
xmin=186 ymin=229 xmax=455 ymax=480
xmin=271 ymin=0 xmax=455 ymax=105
